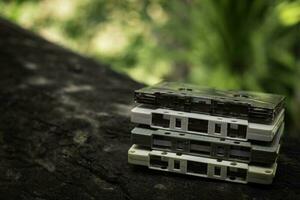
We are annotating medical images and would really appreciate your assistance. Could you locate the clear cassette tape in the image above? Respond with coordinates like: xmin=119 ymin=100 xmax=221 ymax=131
xmin=131 ymin=122 xmax=283 ymax=165
xmin=128 ymin=144 xmax=277 ymax=184
xmin=131 ymin=105 xmax=284 ymax=142
xmin=134 ymin=82 xmax=285 ymax=124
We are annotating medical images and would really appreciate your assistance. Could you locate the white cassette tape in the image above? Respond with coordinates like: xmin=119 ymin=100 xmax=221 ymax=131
xmin=131 ymin=105 xmax=284 ymax=142
xmin=128 ymin=145 xmax=277 ymax=184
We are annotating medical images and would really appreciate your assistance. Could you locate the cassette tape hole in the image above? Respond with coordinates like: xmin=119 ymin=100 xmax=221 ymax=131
xmin=214 ymin=167 xmax=221 ymax=176
xmin=215 ymin=124 xmax=222 ymax=134
xmin=175 ymin=118 xmax=182 ymax=128
xmin=174 ymin=160 xmax=180 ymax=169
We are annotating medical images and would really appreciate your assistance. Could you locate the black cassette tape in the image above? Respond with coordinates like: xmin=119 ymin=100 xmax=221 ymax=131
xmin=131 ymin=122 xmax=284 ymax=165
xmin=134 ymin=82 xmax=285 ymax=124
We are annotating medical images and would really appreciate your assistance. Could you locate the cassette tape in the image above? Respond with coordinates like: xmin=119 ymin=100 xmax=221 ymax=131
xmin=134 ymin=82 xmax=285 ymax=124
xmin=131 ymin=122 xmax=283 ymax=165
xmin=128 ymin=144 xmax=277 ymax=184
xmin=131 ymin=105 xmax=284 ymax=142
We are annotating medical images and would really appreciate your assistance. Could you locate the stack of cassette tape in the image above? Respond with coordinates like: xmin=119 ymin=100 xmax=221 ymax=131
xmin=128 ymin=82 xmax=285 ymax=184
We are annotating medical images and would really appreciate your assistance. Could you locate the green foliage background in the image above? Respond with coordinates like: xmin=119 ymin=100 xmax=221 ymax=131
xmin=1 ymin=0 xmax=299 ymax=132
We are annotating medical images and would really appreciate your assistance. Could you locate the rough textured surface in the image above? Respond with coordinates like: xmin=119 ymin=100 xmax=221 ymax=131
xmin=0 ymin=18 xmax=299 ymax=200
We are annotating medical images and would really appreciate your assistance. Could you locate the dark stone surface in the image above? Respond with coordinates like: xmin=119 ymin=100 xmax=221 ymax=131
xmin=0 ymin=18 xmax=299 ymax=200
